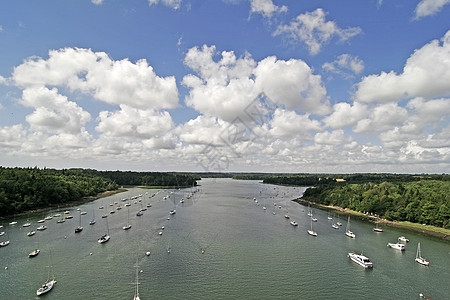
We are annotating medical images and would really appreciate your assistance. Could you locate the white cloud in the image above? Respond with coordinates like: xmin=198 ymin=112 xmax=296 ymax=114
xmin=322 ymin=102 xmax=368 ymax=129
xmin=249 ymin=0 xmax=287 ymax=18
xmin=148 ymin=0 xmax=183 ymax=10
xmin=0 ymin=125 xmax=26 ymax=149
xmin=354 ymin=30 xmax=450 ymax=103
xmin=21 ymin=86 xmax=91 ymax=134
xmin=322 ymin=54 xmax=364 ymax=78
xmin=354 ymin=103 xmax=408 ymax=134
xmin=96 ymin=105 xmax=174 ymax=140
xmin=269 ymin=109 xmax=321 ymax=139
xmin=254 ymin=56 xmax=331 ymax=115
xmin=91 ymin=0 xmax=104 ymax=5
xmin=414 ymin=0 xmax=450 ymax=19
xmin=273 ymin=8 xmax=362 ymax=55
xmin=13 ymin=47 xmax=179 ymax=110
xmin=314 ymin=129 xmax=352 ymax=145
xmin=182 ymin=45 xmax=331 ymax=121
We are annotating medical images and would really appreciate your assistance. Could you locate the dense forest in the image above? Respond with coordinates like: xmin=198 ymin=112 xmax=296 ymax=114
xmin=0 ymin=167 xmax=198 ymax=217
xmin=261 ymin=174 xmax=449 ymax=229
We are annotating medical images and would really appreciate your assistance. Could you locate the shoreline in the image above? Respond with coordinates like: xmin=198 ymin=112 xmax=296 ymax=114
xmin=293 ymin=197 xmax=450 ymax=242
xmin=0 ymin=188 xmax=127 ymax=220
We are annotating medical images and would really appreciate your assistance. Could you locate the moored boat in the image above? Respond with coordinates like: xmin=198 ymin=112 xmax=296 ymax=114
xmin=398 ymin=236 xmax=409 ymax=242
xmin=29 ymin=249 xmax=40 ymax=257
xmin=387 ymin=242 xmax=405 ymax=251
xmin=37 ymin=225 xmax=47 ymax=231
xmin=415 ymin=242 xmax=429 ymax=266
xmin=348 ymin=252 xmax=373 ymax=268
xmin=290 ymin=220 xmax=298 ymax=226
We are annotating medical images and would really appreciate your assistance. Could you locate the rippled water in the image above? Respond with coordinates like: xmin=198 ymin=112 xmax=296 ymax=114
xmin=0 ymin=178 xmax=448 ymax=299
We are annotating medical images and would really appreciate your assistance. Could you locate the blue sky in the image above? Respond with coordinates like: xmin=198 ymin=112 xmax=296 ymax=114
xmin=0 ymin=0 xmax=449 ymax=173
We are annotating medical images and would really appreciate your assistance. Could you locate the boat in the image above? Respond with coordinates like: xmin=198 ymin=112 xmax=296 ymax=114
xmin=0 ymin=240 xmax=10 ymax=247
xmin=0 ymin=231 xmax=4 ymax=236
xmin=23 ymin=222 xmax=31 ymax=227
xmin=373 ymin=217 xmax=383 ymax=232
xmin=136 ymin=210 xmax=143 ymax=217
xmin=36 ymin=250 xmax=56 ymax=296
xmin=27 ymin=230 xmax=36 ymax=236
xmin=169 ymin=209 xmax=176 ymax=215
xmin=98 ymin=218 xmax=110 ymax=244
xmin=336 ymin=214 xmax=342 ymax=226
xmin=327 ymin=212 xmax=333 ymax=220
xmin=80 ymin=211 xmax=87 ymax=215
xmin=387 ymin=242 xmax=406 ymax=251
xmin=398 ymin=236 xmax=409 ymax=242
xmin=290 ymin=220 xmax=298 ymax=226
xmin=75 ymin=212 xmax=83 ymax=233
xmin=37 ymin=219 xmax=45 ymax=223
xmin=65 ymin=215 xmax=73 ymax=219
xmin=311 ymin=217 xmax=318 ymax=222
xmin=307 ymin=216 xmax=317 ymax=237
xmin=123 ymin=206 xmax=132 ymax=230
xmin=348 ymin=252 xmax=373 ymax=268
xmin=63 ymin=210 xmax=70 ymax=214
xmin=9 ymin=221 xmax=17 ymax=225
xmin=415 ymin=242 xmax=429 ymax=266
xmin=132 ymin=259 xmax=141 ymax=300
xmin=57 ymin=218 xmax=65 ymax=223
xmin=29 ymin=249 xmax=40 ymax=257
xmin=332 ymin=223 xmax=339 ymax=229
xmin=44 ymin=216 xmax=53 ymax=220
xmin=89 ymin=210 xmax=96 ymax=225
xmin=37 ymin=225 xmax=47 ymax=231
xmin=345 ymin=216 xmax=355 ymax=238
xmin=284 ymin=214 xmax=290 ymax=219
xmin=307 ymin=204 xmax=312 ymax=217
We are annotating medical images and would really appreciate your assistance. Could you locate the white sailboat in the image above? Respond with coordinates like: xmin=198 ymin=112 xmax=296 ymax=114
xmin=89 ymin=210 xmax=96 ymax=225
xmin=36 ymin=250 xmax=56 ymax=296
xmin=345 ymin=216 xmax=355 ymax=238
xmin=373 ymin=216 xmax=383 ymax=232
xmin=336 ymin=214 xmax=342 ymax=226
xmin=75 ymin=211 xmax=83 ymax=233
xmin=415 ymin=242 xmax=429 ymax=266
xmin=132 ymin=258 xmax=141 ymax=300
xmin=98 ymin=217 xmax=110 ymax=244
xmin=307 ymin=216 xmax=317 ymax=237
xmin=123 ymin=206 xmax=132 ymax=230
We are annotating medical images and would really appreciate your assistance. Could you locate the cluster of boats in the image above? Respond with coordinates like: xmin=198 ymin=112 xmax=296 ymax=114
xmin=253 ymin=198 xmax=432 ymax=269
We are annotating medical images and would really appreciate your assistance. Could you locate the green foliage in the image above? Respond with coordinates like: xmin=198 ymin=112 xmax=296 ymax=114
xmin=0 ymin=167 xmax=199 ymax=217
xmin=301 ymin=178 xmax=450 ymax=229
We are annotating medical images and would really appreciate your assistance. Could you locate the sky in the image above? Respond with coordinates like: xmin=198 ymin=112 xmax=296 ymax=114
xmin=0 ymin=0 xmax=449 ymax=173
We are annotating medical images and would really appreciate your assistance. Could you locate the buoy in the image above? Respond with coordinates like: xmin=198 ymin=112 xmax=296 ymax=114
xmin=4 ymin=266 xmax=8 ymax=270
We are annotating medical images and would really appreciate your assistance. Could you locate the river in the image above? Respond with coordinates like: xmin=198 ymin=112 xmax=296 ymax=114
xmin=0 ymin=178 xmax=448 ymax=299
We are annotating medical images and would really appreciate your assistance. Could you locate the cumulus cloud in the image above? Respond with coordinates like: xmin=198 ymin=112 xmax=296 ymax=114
xmin=273 ymin=8 xmax=362 ymax=55
xmin=354 ymin=103 xmax=408 ymax=134
xmin=20 ymin=86 xmax=91 ymax=134
xmin=13 ymin=47 xmax=179 ymax=110
xmin=91 ymin=0 xmax=104 ymax=5
xmin=96 ymin=105 xmax=174 ymax=140
xmin=249 ymin=0 xmax=287 ymax=18
xmin=322 ymin=102 xmax=368 ymax=129
xmin=314 ymin=129 xmax=352 ymax=145
xmin=354 ymin=30 xmax=450 ymax=103
xmin=322 ymin=54 xmax=364 ymax=78
xmin=182 ymin=45 xmax=330 ymax=121
xmin=148 ymin=0 xmax=183 ymax=10
xmin=414 ymin=0 xmax=450 ymax=19
xmin=268 ymin=109 xmax=321 ymax=139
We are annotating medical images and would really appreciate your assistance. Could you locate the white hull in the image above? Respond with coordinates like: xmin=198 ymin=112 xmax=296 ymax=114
xmin=346 ymin=231 xmax=355 ymax=238
xmin=98 ymin=235 xmax=110 ymax=243
xmin=415 ymin=257 xmax=429 ymax=266
xmin=307 ymin=230 xmax=317 ymax=236
xmin=36 ymin=280 xmax=55 ymax=296
xmin=348 ymin=253 xmax=373 ymax=268
xmin=387 ymin=242 xmax=405 ymax=251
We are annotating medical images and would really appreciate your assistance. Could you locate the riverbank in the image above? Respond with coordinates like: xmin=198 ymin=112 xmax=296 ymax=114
xmin=293 ymin=197 xmax=450 ymax=242
xmin=0 ymin=188 xmax=127 ymax=220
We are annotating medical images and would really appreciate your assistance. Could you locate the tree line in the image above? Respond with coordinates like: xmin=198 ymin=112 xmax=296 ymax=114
xmin=0 ymin=167 xmax=198 ymax=217
xmin=260 ymin=173 xmax=449 ymax=228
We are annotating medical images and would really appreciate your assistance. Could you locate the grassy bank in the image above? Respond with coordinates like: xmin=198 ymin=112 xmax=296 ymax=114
xmin=293 ymin=198 xmax=450 ymax=242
